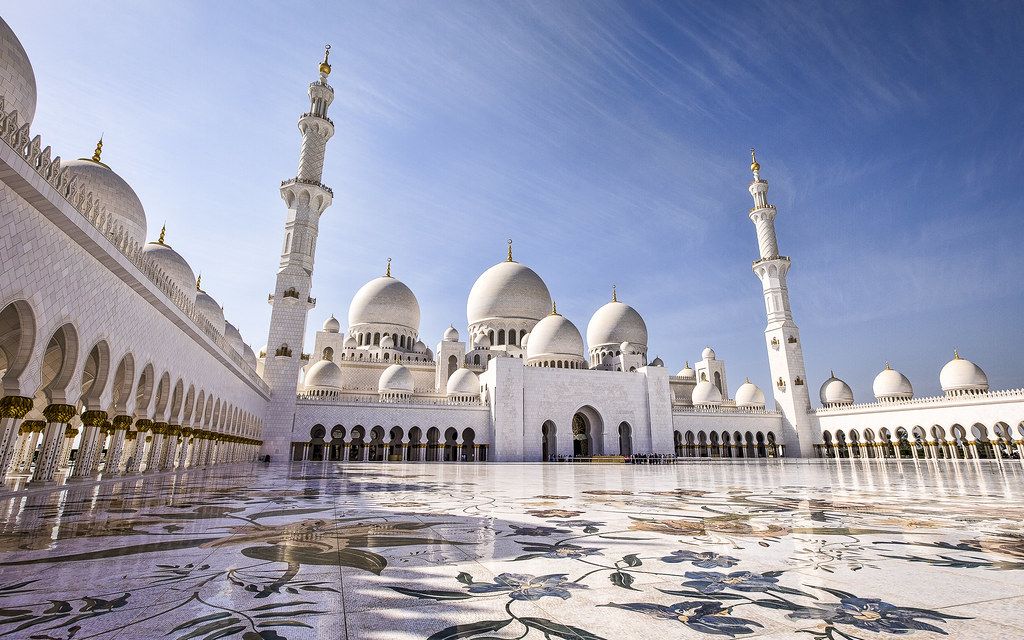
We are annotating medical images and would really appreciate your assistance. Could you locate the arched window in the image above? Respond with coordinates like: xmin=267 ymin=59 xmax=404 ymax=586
xmin=322 ymin=346 xmax=333 ymax=361
xmin=508 ymin=331 xmax=516 ymax=346
xmin=498 ymin=329 xmax=505 ymax=345
xmin=373 ymin=333 xmax=380 ymax=346
xmin=714 ymin=371 xmax=723 ymax=393
xmin=474 ymin=354 xmax=481 ymax=365
xmin=488 ymin=330 xmax=495 ymax=345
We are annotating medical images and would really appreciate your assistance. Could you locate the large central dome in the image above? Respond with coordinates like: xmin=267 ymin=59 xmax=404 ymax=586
xmin=349 ymin=275 xmax=420 ymax=331
xmin=467 ymin=260 xmax=552 ymax=326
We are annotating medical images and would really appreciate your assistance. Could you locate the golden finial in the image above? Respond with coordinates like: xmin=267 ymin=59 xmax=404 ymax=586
xmin=385 ymin=257 xmax=392 ymax=277
xmin=685 ymin=360 xmax=690 ymax=368
xmin=611 ymin=284 xmax=617 ymax=303
xmin=885 ymin=361 xmax=892 ymax=370
xmin=953 ymin=348 xmax=960 ymax=359
xmin=196 ymin=274 xmax=202 ymax=291
xmin=91 ymin=135 xmax=104 ymax=163
xmin=750 ymin=148 xmax=760 ymax=173
xmin=319 ymin=44 xmax=332 ymax=77
xmin=745 ymin=376 xmax=750 ymax=383
xmin=157 ymin=223 xmax=166 ymax=245
xmin=507 ymin=238 xmax=514 ymax=262
xmin=551 ymin=300 xmax=558 ymax=315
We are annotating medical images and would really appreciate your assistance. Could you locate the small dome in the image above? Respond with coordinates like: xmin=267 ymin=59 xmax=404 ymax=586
xmin=196 ymin=288 xmax=225 ymax=333
xmin=735 ymin=379 xmax=766 ymax=407
xmin=323 ymin=315 xmax=341 ymax=333
xmin=142 ymin=233 xmax=196 ymax=303
xmin=650 ymin=356 xmax=664 ymax=367
xmin=692 ymin=380 xmax=723 ymax=406
xmin=520 ymin=332 xmax=530 ymax=350
xmin=702 ymin=346 xmax=716 ymax=360
xmin=343 ymin=335 xmax=357 ymax=349
xmin=242 ymin=344 xmax=258 ymax=369
xmin=873 ymin=363 xmax=913 ymax=401
xmin=676 ymin=361 xmax=696 ymax=379
xmin=413 ymin=340 xmax=427 ymax=354
xmin=258 ymin=345 xmax=268 ymax=358
xmin=476 ymin=332 xmax=492 ymax=349
xmin=820 ymin=372 xmax=854 ymax=406
xmin=446 ymin=367 xmax=480 ymax=397
xmin=443 ymin=325 xmax=459 ymax=341
xmin=349 ymin=275 xmax=420 ymax=331
xmin=306 ymin=358 xmax=342 ymax=390
xmin=526 ymin=312 xmax=585 ymax=362
xmin=587 ymin=300 xmax=648 ymax=351
xmin=467 ymin=260 xmax=552 ymax=326
xmin=224 ymin=322 xmax=245 ymax=356
xmin=0 ymin=17 xmax=37 ymax=125
xmin=63 ymin=157 xmax=148 ymax=248
xmin=380 ymin=334 xmax=395 ymax=349
xmin=940 ymin=351 xmax=988 ymax=394
xmin=378 ymin=363 xmax=413 ymax=394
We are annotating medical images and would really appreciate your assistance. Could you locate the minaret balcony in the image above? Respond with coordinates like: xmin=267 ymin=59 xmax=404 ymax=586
xmin=752 ymin=255 xmax=790 ymax=267
xmin=280 ymin=177 xmax=334 ymax=197
xmin=749 ymin=203 xmax=776 ymax=214
xmin=300 ymin=112 xmax=334 ymax=127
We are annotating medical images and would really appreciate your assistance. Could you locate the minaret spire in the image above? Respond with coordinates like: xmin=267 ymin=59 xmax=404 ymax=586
xmin=262 ymin=46 xmax=339 ymax=457
xmin=385 ymin=257 xmax=392 ymax=277
xmin=611 ymin=284 xmax=617 ymax=303
xmin=507 ymin=238 xmax=514 ymax=262
xmin=747 ymin=149 xmax=813 ymax=457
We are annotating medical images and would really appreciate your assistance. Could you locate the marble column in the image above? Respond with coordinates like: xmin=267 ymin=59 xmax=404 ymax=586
xmin=70 ymin=411 xmax=105 ymax=479
xmin=177 ymin=430 xmax=191 ymax=468
xmin=15 ymin=425 xmax=43 ymax=472
xmin=162 ymin=428 xmax=180 ymax=469
xmin=31 ymin=404 xmax=76 ymax=483
xmin=126 ymin=420 xmax=153 ymax=474
xmin=146 ymin=423 xmax=167 ymax=472
xmin=106 ymin=416 xmax=132 ymax=474
xmin=90 ymin=424 xmax=112 ymax=474
xmin=0 ymin=396 xmax=33 ymax=478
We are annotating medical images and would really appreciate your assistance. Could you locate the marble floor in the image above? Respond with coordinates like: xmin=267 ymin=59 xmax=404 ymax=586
xmin=0 ymin=460 xmax=1022 ymax=639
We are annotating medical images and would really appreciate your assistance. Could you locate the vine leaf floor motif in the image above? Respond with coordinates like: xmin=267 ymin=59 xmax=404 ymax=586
xmin=0 ymin=460 xmax=1022 ymax=639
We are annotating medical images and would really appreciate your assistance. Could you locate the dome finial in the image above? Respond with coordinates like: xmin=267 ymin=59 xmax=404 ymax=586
xmin=507 ymin=238 xmax=514 ymax=262
xmin=385 ymin=257 xmax=392 ymax=277
xmin=157 ymin=222 xmax=166 ymax=245
xmin=91 ymin=135 xmax=104 ymax=163
xmin=551 ymin=300 xmax=558 ymax=316
xmin=611 ymin=284 xmax=617 ymax=303
xmin=750 ymin=147 xmax=760 ymax=174
xmin=319 ymin=44 xmax=332 ymax=77
xmin=953 ymin=348 xmax=960 ymax=359
xmin=885 ymin=361 xmax=892 ymax=370
xmin=830 ymin=369 xmax=836 ymax=378
xmin=196 ymin=274 xmax=202 ymax=291
xmin=745 ymin=376 xmax=750 ymax=383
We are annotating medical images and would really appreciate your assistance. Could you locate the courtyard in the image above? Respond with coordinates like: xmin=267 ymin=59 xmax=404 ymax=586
xmin=0 ymin=460 xmax=1022 ymax=639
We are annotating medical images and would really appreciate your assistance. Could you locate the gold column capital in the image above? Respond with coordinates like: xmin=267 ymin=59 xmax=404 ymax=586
xmin=43 ymin=404 xmax=77 ymax=424
xmin=0 ymin=395 xmax=33 ymax=419
xmin=135 ymin=419 xmax=154 ymax=432
xmin=81 ymin=409 xmax=108 ymax=427
xmin=112 ymin=415 xmax=134 ymax=430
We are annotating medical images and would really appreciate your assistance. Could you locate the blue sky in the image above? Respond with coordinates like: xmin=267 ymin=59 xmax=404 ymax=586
xmin=7 ymin=1 xmax=1023 ymax=401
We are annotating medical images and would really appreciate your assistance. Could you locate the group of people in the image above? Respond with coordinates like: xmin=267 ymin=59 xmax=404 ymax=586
xmin=546 ymin=453 xmax=678 ymax=464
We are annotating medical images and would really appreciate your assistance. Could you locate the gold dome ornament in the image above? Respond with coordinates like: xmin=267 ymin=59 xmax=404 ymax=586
xmin=79 ymin=135 xmax=110 ymax=168
xmin=319 ymin=44 xmax=331 ymax=77
xmin=750 ymin=148 xmax=760 ymax=173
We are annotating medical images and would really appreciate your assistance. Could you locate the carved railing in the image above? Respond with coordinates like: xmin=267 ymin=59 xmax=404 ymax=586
xmin=0 ymin=96 xmax=269 ymax=396
xmin=814 ymin=387 xmax=1024 ymax=414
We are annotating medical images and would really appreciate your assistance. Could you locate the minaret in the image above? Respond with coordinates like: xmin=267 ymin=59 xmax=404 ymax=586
xmin=747 ymin=150 xmax=815 ymax=457
xmin=262 ymin=45 xmax=337 ymax=457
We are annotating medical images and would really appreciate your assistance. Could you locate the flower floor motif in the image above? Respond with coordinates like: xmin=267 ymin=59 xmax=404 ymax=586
xmin=0 ymin=459 xmax=1022 ymax=639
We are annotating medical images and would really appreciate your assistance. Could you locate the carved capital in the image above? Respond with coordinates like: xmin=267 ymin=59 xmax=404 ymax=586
xmin=21 ymin=419 xmax=46 ymax=433
xmin=153 ymin=421 xmax=169 ymax=435
xmin=0 ymin=396 xmax=33 ymax=419
xmin=112 ymin=415 xmax=134 ymax=430
xmin=64 ymin=426 xmax=79 ymax=438
xmin=125 ymin=431 xmax=138 ymax=441
xmin=43 ymin=404 xmax=77 ymax=424
xmin=135 ymin=419 xmax=154 ymax=432
xmin=81 ymin=410 xmax=108 ymax=427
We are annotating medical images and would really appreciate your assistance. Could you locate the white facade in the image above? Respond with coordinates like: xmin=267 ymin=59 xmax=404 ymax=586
xmin=1 ymin=17 xmax=1022 ymax=481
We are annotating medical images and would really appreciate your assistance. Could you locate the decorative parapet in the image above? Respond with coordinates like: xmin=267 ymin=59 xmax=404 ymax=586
xmin=814 ymin=387 xmax=1024 ymax=415
xmin=0 ymin=96 xmax=269 ymax=397
xmin=673 ymin=405 xmax=780 ymax=416
xmin=280 ymin=177 xmax=333 ymax=197
xmin=296 ymin=391 xmax=486 ymax=408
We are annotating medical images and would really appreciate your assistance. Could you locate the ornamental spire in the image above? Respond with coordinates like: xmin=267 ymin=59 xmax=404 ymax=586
xmin=385 ymin=257 xmax=392 ymax=277
xmin=611 ymin=284 xmax=617 ymax=303
xmin=551 ymin=300 xmax=558 ymax=315
xmin=953 ymin=348 xmax=960 ymax=359
xmin=507 ymin=238 xmax=514 ymax=262
xmin=750 ymin=147 xmax=760 ymax=175
xmin=319 ymin=44 xmax=332 ymax=78
xmin=157 ymin=223 xmax=166 ymax=245
xmin=91 ymin=136 xmax=103 ymax=163
xmin=196 ymin=274 xmax=202 ymax=291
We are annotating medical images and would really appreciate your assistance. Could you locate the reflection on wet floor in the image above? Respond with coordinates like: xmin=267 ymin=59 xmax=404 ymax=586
xmin=0 ymin=459 xmax=1022 ymax=639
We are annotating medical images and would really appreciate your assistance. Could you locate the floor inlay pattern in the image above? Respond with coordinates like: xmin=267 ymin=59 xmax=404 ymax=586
xmin=0 ymin=460 xmax=1022 ymax=639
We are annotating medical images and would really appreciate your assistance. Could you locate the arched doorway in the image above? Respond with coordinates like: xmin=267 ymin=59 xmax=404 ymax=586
xmin=368 ymin=426 xmax=385 ymax=461
xmin=308 ymin=424 xmax=326 ymax=461
xmin=462 ymin=428 xmax=476 ymax=462
xmin=387 ymin=427 xmax=404 ymax=461
xmin=348 ymin=426 xmax=365 ymax=461
xmin=407 ymin=426 xmax=422 ymax=461
xmin=541 ymin=421 xmax=556 ymax=461
xmin=571 ymin=406 xmax=603 ymax=457
xmin=329 ymin=425 xmax=345 ymax=461
xmin=443 ymin=427 xmax=458 ymax=461
xmin=426 ymin=427 xmax=440 ymax=462
xmin=618 ymin=422 xmax=632 ymax=457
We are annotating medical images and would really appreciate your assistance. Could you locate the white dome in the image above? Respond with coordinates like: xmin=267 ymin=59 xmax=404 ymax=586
xmin=692 ymin=380 xmax=723 ymax=405
xmin=820 ymin=372 xmax=854 ymax=406
xmin=587 ymin=300 xmax=648 ymax=350
xmin=323 ymin=315 xmax=341 ymax=333
xmin=735 ymin=379 xmax=765 ymax=407
xmin=520 ymin=332 xmax=529 ymax=349
xmin=873 ymin=364 xmax=913 ymax=401
xmin=650 ymin=356 xmax=664 ymax=367
xmin=306 ymin=358 xmax=342 ymax=390
xmin=378 ymin=364 xmax=414 ymax=393
xmin=0 ymin=17 xmax=37 ymax=125
xmin=224 ymin=322 xmax=245 ymax=356
xmin=380 ymin=334 xmax=395 ymax=349
xmin=343 ymin=335 xmax=357 ymax=349
xmin=467 ymin=260 xmax=552 ymax=326
xmin=702 ymin=346 xmax=716 ymax=360
xmin=676 ymin=362 xmax=696 ymax=379
xmin=940 ymin=351 xmax=988 ymax=394
xmin=413 ymin=340 xmax=427 ymax=354
xmin=443 ymin=324 xmax=459 ymax=341
xmin=63 ymin=157 xmax=147 ymax=248
xmin=475 ymin=332 xmax=492 ymax=348
xmin=446 ymin=367 xmax=480 ymax=397
xmin=196 ymin=288 xmax=225 ymax=334
xmin=142 ymin=235 xmax=196 ymax=303
xmin=242 ymin=344 xmax=258 ymax=369
xmin=526 ymin=313 xmax=585 ymax=361
xmin=349 ymin=275 xmax=420 ymax=331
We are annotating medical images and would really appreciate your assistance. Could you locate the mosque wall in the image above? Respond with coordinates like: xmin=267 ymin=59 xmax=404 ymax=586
xmin=293 ymin=399 xmax=490 ymax=445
